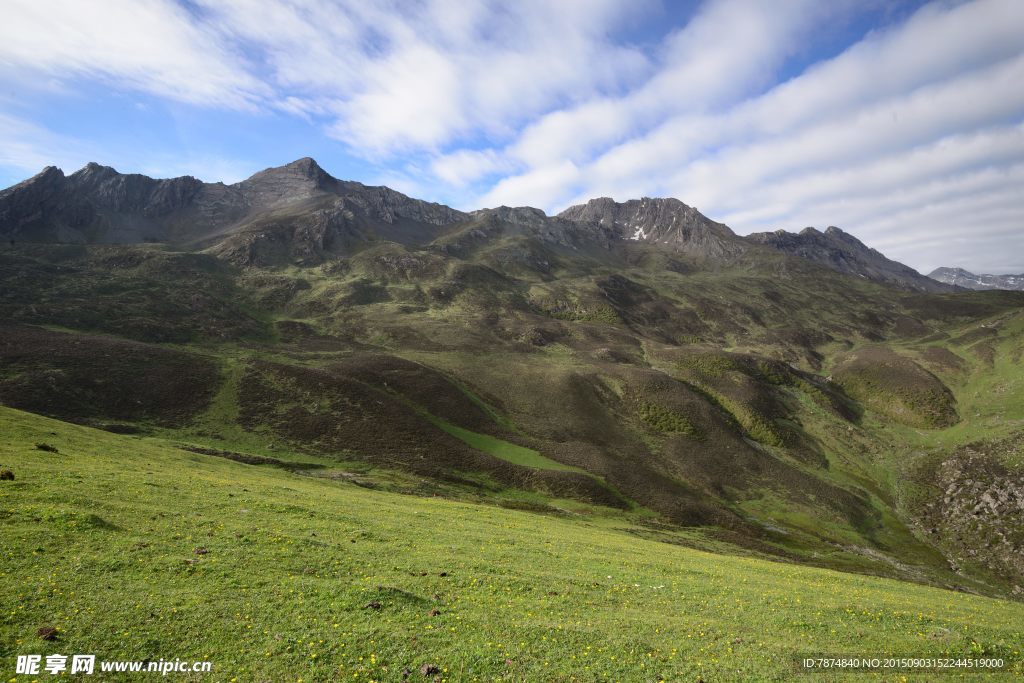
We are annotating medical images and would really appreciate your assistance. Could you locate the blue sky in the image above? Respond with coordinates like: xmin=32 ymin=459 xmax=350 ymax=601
xmin=1 ymin=0 xmax=1022 ymax=273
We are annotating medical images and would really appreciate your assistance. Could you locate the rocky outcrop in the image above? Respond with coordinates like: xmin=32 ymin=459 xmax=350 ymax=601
xmin=918 ymin=433 xmax=1024 ymax=588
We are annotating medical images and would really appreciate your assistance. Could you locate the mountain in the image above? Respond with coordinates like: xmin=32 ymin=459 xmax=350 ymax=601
xmin=3 ymin=158 xmax=1024 ymax=599
xmin=3 ymin=160 xmax=951 ymax=290
xmin=557 ymin=196 xmax=745 ymax=259
xmin=928 ymin=266 xmax=1024 ymax=291
xmin=746 ymin=225 xmax=953 ymax=292
xmin=0 ymin=158 xmax=466 ymax=265
xmin=4 ymin=160 xmax=948 ymax=292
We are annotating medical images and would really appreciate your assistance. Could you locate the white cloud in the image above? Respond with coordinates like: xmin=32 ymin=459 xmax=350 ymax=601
xmin=481 ymin=0 xmax=837 ymax=188
xmin=0 ymin=0 xmax=266 ymax=108
xmin=431 ymin=149 xmax=512 ymax=188
xmin=0 ymin=113 xmax=95 ymax=177
xmin=478 ymin=160 xmax=580 ymax=209
xmin=195 ymin=0 xmax=652 ymax=155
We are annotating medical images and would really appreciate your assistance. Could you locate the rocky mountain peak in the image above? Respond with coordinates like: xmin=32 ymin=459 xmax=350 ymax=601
xmin=746 ymin=225 xmax=952 ymax=292
xmin=71 ymin=161 xmax=118 ymax=178
xmin=558 ymin=196 xmax=742 ymax=258
xmin=238 ymin=157 xmax=337 ymax=204
xmin=1 ymin=166 xmax=66 ymax=195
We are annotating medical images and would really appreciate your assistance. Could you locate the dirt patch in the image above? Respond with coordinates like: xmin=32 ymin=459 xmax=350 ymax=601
xmin=178 ymin=445 xmax=323 ymax=470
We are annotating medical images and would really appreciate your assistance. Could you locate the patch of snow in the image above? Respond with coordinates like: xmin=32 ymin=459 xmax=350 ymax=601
xmin=631 ymin=226 xmax=647 ymax=240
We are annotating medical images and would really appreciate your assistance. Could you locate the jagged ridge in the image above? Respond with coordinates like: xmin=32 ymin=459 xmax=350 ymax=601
xmin=747 ymin=225 xmax=952 ymax=293
xmin=0 ymin=158 xmax=954 ymax=288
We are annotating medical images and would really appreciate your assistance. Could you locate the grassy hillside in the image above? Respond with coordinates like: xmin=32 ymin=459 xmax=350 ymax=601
xmin=2 ymin=407 xmax=1023 ymax=681
xmin=2 ymin=241 xmax=1024 ymax=599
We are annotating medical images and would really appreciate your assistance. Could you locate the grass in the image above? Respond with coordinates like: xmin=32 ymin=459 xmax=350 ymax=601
xmin=2 ymin=407 xmax=1023 ymax=682
xmin=422 ymin=413 xmax=580 ymax=472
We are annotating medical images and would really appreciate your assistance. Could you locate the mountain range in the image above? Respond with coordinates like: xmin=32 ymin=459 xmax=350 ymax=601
xmin=1 ymin=158 xmax=950 ymax=292
xmin=929 ymin=266 xmax=1024 ymax=291
xmin=2 ymin=158 xmax=1022 ymax=600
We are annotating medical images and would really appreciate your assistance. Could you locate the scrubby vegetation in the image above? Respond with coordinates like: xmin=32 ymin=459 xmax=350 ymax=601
xmin=1 ymin=231 xmax=1024 ymax=679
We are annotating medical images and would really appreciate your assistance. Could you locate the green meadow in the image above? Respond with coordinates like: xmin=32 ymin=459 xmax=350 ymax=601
xmin=2 ymin=407 xmax=1022 ymax=682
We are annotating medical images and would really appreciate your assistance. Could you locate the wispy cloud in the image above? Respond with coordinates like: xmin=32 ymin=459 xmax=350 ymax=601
xmin=193 ymin=0 xmax=653 ymax=155
xmin=0 ymin=0 xmax=266 ymax=108
xmin=0 ymin=113 xmax=95 ymax=178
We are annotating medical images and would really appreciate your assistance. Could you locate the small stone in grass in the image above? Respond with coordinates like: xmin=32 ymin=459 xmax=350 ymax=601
xmin=0 ymin=469 xmax=14 ymax=481
xmin=364 ymin=601 xmax=382 ymax=610
xmin=194 ymin=547 xmax=209 ymax=555
xmin=420 ymin=663 xmax=440 ymax=676
xmin=37 ymin=626 xmax=59 ymax=641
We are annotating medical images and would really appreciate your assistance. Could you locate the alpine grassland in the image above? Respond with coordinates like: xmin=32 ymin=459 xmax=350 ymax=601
xmin=2 ymin=407 xmax=1023 ymax=682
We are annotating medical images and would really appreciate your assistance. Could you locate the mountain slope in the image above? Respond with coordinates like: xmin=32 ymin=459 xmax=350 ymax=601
xmin=2 ymin=159 xmax=954 ymax=292
xmin=746 ymin=226 xmax=953 ymax=292
xmin=929 ymin=266 xmax=1024 ymax=291
xmin=4 ymin=407 xmax=1023 ymax=680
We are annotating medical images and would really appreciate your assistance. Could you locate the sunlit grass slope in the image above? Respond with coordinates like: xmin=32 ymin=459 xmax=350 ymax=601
xmin=1 ymin=407 xmax=1022 ymax=682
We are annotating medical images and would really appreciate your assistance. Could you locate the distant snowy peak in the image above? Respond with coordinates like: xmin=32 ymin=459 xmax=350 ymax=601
xmin=928 ymin=267 xmax=1024 ymax=291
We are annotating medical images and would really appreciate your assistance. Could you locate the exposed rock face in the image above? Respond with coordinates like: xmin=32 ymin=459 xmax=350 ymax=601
xmin=0 ymin=158 xmax=467 ymax=265
xmin=0 ymin=164 xmax=210 ymax=243
xmin=918 ymin=433 xmax=1024 ymax=587
xmin=746 ymin=226 xmax=953 ymax=292
xmin=558 ymin=197 xmax=744 ymax=259
xmin=928 ymin=267 xmax=1024 ymax=291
